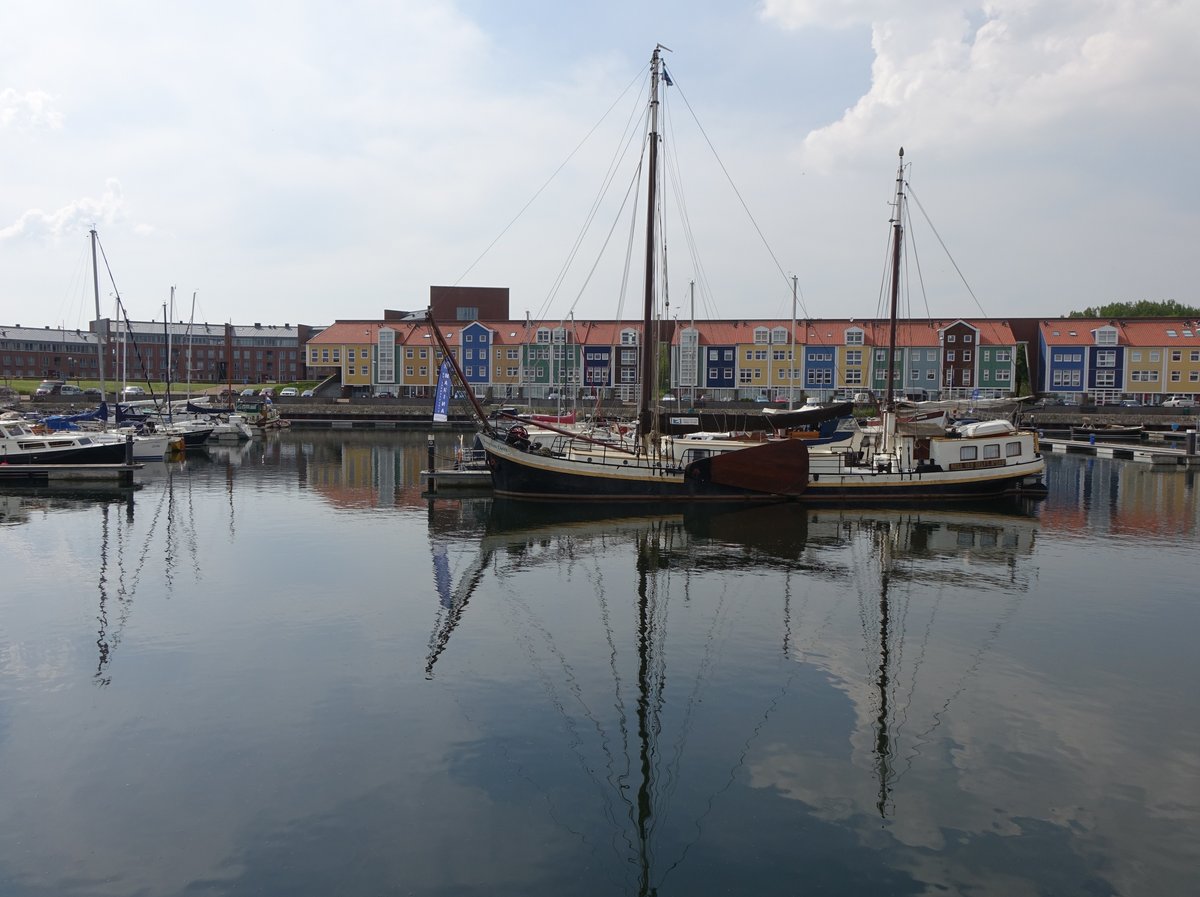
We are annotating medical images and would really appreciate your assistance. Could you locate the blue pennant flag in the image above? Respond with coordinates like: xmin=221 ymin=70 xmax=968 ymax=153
xmin=433 ymin=360 xmax=452 ymax=422
xmin=662 ymin=66 xmax=673 ymax=86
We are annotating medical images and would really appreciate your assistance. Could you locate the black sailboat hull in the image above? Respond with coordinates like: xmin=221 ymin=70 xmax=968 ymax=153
xmin=481 ymin=433 xmax=800 ymax=501
xmin=1 ymin=441 xmax=129 ymax=465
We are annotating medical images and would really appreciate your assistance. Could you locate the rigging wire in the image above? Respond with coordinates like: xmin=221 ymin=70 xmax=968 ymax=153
xmin=454 ymin=64 xmax=650 ymax=291
xmin=666 ymin=74 xmax=808 ymax=319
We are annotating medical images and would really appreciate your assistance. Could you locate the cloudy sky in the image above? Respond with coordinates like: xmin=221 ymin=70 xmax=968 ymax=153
xmin=2 ymin=0 xmax=1196 ymax=330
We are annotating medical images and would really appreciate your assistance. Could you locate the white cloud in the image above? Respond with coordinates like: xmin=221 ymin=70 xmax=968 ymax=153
xmin=0 ymin=179 xmax=126 ymax=242
xmin=0 ymin=87 xmax=63 ymax=130
xmin=762 ymin=0 xmax=1200 ymax=169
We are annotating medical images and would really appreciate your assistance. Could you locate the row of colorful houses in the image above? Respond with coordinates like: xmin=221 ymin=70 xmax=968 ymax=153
xmin=304 ymin=316 xmax=1026 ymax=402
xmin=1037 ymin=319 xmax=1200 ymax=402
xmin=6 ymin=307 xmax=1199 ymax=405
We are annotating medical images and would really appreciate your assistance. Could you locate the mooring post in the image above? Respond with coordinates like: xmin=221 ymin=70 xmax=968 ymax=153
xmin=427 ymin=434 xmax=436 ymax=472
xmin=124 ymin=433 xmax=134 ymax=465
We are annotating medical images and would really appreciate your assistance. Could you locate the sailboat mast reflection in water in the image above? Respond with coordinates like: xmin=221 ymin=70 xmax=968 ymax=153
xmin=425 ymin=501 xmax=824 ymax=893
xmin=93 ymin=469 xmax=204 ymax=686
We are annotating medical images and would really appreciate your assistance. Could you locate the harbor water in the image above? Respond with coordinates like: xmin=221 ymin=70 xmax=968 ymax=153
xmin=1 ymin=431 xmax=1197 ymax=896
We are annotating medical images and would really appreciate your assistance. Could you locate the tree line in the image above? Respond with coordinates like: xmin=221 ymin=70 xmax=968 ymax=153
xmin=1068 ymin=300 xmax=1200 ymax=318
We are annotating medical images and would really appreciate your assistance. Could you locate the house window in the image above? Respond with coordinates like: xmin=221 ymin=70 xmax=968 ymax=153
xmin=1096 ymin=350 xmax=1116 ymax=367
xmin=1096 ymin=328 xmax=1117 ymax=345
xmin=963 ymin=350 xmax=972 ymax=362
xmin=1096 ymin=371 xmax=1115 ymax=387
xmin=845 ymin=350 xmax=862 ymax=365
xmin=405 ymin=366 xmax=414 ymax=376
xmin=946 ymin=334 xmax=956 ymax=343
xmin=927 ymin=350 xmax=937 ymax=361
xmin=1131 ymin=350 xmax=1142 ymax=362
xmin=360 ymin=366 xmax=368 ymax=376
xmin=846 ymin=329 xmax=864 ymax=345
xmin=771 ymin=327 xmax=788 ymax=344
xmin=621 ymin=330 xmax=638 ymax=346
xmin=964 ymin=334 xmax=973 ymax=343
xmin=753 ymin=327 xmax=769 ymax=344
xmin=1172 ymin=350 xmax=1182 ymax=362
xmin=996 ymin=350 xmax=1010 ymax=362
xmin=947 ymin=350 xmax=956 ymax=362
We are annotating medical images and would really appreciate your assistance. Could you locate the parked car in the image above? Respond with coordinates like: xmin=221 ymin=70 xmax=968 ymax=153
xmin=259 ymin=387 xmax=275 ymax=397
xmin=279 ymin=387 xmax=297 ymax=397
xmin=121 ymin=385 xmax=146 ymax=397
xmin=1162 ymin=396 xmax=1193 ymax=408
xmin=661 ymin=394 xmax=677 ymax=402
xmin=59 ymin=384 xmax=84 ymax=396
xmin=84 ymin=387 xmax=103 ymax=398
xmin=300 ymin=389 xmax=315 ymax=398
xmin=240 ymin=388 xmax=257 ymax=397
xmin=35 ymin=379 xmax=65 ymax=396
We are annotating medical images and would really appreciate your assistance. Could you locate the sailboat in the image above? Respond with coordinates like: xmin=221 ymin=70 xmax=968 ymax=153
xmin=437 ymin=51 xmax=1046 ymax=502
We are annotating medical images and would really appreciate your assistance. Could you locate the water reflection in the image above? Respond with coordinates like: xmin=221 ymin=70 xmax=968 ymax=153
xmin=424 ymin=498 xmax=1046 ymax=894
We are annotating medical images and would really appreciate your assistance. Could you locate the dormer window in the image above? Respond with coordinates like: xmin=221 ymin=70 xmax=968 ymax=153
xmin=1095 ymin=327 xmax=1117 ymax=346
xmin=620 ymin=329 xmax=639 ymax=346
xmin=771 ymin=326 xmax=788 ymax=344
xmin=753 ymin=327 xmax=769 ymax=344
xmin=845 ymin=328 xmax=864 ymax=346
xmin=536 ymin=328 xmax=550 ymax=344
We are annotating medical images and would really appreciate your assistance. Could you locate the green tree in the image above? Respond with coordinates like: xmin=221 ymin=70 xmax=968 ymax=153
xmin=1068 ymin=300 xmax=1200 ymax=318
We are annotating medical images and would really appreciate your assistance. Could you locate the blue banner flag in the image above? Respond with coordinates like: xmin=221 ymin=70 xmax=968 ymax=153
xmin=433 ymin=360 xmax=452 ymax=422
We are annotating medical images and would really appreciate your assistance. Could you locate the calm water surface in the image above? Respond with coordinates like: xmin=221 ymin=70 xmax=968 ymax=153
xmin=1 ymin=431 xmax=1198 ymax=896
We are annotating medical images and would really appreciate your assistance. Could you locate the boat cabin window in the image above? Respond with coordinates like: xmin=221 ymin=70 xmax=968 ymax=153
xmin=1006 ymin=441 xmax=1022 ymax=457
xmin=983 ymin=444 xmax=1000 ymax=460
xmin=960 ymin=445 xmax=978 ymax=461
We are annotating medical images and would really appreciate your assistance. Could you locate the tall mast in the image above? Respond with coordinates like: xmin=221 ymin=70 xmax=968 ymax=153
xmin=884 ymin=147 xmax=904 ymax=412
xmin=164 ymin=294 xmax=173 ymax=423
xmin=90 ymin=229 xmax=108 ymax=400
xmin=790 ymin=274 xmax=798 ymax=410
xmin=638 ymin=46 xmax=663 ymax=451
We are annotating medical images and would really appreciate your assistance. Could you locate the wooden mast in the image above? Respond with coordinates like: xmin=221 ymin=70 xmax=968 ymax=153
xmin=638 ymin=46 xmax=663 ymax=454
xmin=884 ymin=148 xmax=904 ymax=413
xmin=884 ymin=148 xmax=904 ymax=412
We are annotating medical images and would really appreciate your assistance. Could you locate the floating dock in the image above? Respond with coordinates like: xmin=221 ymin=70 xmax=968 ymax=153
xmin=0 ymin=463 xmax=141 ymax=485
xmin=1038 ymin=436 xmax=1199 ymax=466
xmin=420 ymin=467 xmax=493 ymax=493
